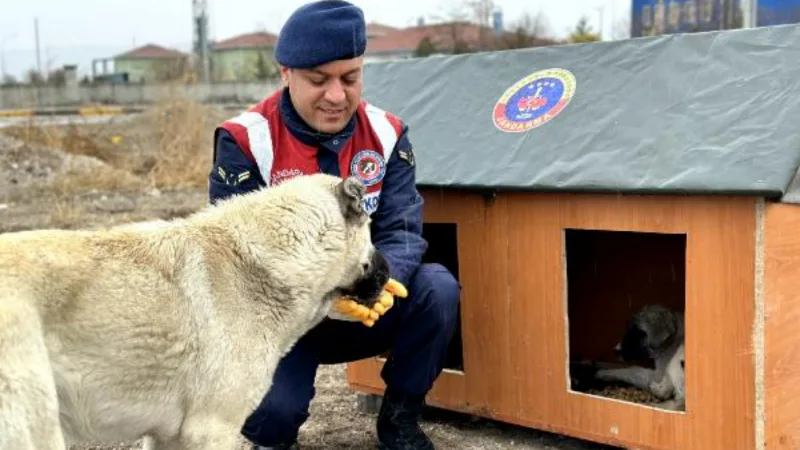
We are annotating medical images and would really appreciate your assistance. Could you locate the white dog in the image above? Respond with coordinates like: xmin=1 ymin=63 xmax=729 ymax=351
xmin=0 ymin=174 xmax=386 ymax=450
xmin=594 ymin=304 xmax=686 ymax=411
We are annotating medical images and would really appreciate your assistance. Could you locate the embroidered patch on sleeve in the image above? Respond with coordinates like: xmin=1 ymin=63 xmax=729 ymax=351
xmin=398 ymin=148 xmax=415 ymax=167
xmin=217 ymin=166 xmax=252 ymax=186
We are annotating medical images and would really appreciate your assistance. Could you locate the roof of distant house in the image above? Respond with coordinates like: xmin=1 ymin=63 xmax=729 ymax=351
xmin=114 ymin=44 xmax=187 ymax=60
xmin=367 ymin=22 xmax=401 ymax=38
xmin=213 ymin=32 xmax=279 ymax=50
xmin=365 ymin=21 xmax=559 ymax=55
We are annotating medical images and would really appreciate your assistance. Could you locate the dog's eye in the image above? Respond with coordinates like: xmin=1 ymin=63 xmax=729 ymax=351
xmin=362 ymin=263 xmax=370 ymax=272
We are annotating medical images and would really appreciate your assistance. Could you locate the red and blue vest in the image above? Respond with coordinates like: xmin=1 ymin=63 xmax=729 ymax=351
xmin=218 ymin=89 xmax=404 ymax=216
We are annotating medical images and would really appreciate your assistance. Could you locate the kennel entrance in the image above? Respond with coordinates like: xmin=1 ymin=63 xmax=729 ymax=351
xmin=565 ymin=229 xmax=687 ymax=409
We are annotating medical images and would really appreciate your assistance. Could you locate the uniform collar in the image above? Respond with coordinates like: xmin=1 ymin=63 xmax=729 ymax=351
xmin=279 ymin=87 xmax=355 ymax=154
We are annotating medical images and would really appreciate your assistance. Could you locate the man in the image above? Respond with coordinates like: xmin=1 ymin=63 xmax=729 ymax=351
xmin=207 ymin=1 xmax=461 ymax=449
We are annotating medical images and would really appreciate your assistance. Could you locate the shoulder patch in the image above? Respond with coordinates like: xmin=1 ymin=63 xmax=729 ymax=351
xmin=398 ymin=148 xmax=415 ymax=167
xmin=216 ymin=166 xmax=253 ymax=186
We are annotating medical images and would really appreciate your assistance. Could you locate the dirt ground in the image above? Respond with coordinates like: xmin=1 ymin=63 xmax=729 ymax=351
xmin=0 ymin=100 xmax=621 ymax=450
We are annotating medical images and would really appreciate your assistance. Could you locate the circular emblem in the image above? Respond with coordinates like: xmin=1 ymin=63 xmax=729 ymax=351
xmin=492 ymin=68 xmax=576 ymax=133
xmin=350 ymin=150 xmax=386 ymax=187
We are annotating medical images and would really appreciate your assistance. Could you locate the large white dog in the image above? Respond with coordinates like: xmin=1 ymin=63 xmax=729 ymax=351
xmin=0 ymin=174 xmax=387 ymax=450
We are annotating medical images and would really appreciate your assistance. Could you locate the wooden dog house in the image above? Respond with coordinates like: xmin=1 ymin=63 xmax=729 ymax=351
xmin=346 ymin=24 xmax=800 ymax=450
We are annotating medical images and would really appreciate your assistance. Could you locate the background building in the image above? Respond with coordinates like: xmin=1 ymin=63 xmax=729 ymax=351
xmin=210 ymin=32 xmax=279 ymax=82
xmin=112 ymin=44 xmax=189 ymax=83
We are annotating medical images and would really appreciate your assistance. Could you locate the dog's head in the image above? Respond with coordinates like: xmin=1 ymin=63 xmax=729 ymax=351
xmin=327 ymin=175 xmax=388 ymax=306
xmin=615 ymin=304 xmax=681 ymax=361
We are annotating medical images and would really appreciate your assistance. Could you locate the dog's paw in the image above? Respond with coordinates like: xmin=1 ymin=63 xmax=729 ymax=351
xmin=648 ymin=379 xmax=674 ymax=401
xmin=569 ymin=360 xmax=601 ymax=391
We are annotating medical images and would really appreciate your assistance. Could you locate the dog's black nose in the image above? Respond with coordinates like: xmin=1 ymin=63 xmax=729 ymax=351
xmin=342 ymin=250 xmax=390 ymax=305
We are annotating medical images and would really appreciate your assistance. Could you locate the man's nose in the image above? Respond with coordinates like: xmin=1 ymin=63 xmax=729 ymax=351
xmin=324 ymin=80 xmax=346 ymax=104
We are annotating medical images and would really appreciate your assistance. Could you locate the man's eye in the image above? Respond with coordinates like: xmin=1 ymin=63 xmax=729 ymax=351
xmin=309 ymin=78 xmax=325 ymax=86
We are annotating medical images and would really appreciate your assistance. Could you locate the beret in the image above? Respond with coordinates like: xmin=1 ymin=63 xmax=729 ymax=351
xmin=275 ymin=0 xmax=367 ymax=69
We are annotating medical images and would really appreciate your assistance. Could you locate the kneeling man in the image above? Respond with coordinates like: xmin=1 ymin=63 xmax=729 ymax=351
xmin=208 ymin=1 xmax=462 ymax=449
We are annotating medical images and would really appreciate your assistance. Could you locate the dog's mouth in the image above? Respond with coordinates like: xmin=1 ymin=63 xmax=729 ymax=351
xmin=340 ymin=250 xmax=390 ymax=308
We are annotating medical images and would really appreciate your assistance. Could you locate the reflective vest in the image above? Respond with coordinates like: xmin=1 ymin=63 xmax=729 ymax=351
xmin=218 ymin=89 xmax=403 ymax=215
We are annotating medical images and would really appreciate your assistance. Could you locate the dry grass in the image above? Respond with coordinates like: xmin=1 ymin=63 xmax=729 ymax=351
xmin=1 ymin=119 xmax=119 ymax=164
xmin=48 ymin=198 xmax=85 ymax=228
xmin=0 ymin=89 xmax=228 ymax=229
xmin=49 ymin=167 xmax=147 ymax=195
xmin=141 ymin=95 xmax=220 ymax=189
xmin=1 ymin=90 xmax=227 ymax=197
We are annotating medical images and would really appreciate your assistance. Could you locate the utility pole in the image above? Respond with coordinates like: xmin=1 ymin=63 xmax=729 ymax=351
xmin=34 ymin=17 xmax=41 ymax=74
xmin=192 ymin=0 xmax=211 ymax=82
xmin=595 ymin=5 xmax=605 ymax=40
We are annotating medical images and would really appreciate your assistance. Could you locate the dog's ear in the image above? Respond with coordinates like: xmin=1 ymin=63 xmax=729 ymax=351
xmin=336 ymin=176 xmax=367 ymax=221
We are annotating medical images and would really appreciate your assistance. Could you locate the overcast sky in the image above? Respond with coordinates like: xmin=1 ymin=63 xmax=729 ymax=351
xmin=0 ymin=0 xmax=631 ymax=79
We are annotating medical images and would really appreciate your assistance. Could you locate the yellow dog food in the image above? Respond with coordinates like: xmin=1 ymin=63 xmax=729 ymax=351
xmin=333 ymin=278 xmax=408 ymax=327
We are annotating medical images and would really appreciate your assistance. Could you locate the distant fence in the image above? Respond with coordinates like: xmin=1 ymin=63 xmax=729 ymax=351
xmin=0 ymin=80 xmax=283 ymax=110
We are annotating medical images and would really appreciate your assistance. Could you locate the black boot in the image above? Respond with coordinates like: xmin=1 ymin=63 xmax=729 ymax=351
xmin=376 ymin=388 xmax=435 ymax=450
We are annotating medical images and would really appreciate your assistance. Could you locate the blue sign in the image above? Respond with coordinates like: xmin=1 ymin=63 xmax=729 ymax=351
xmin=756 ymin=0 xmax=800 ymax=26
xmin=631 ymin=0 xmax=744 ymax=37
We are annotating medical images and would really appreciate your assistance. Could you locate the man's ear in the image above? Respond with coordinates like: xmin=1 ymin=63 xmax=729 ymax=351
xmin=280 ymin=66 xmax=290 ymax=86
xmin=336 ymin=176 xmax=366 ymax=221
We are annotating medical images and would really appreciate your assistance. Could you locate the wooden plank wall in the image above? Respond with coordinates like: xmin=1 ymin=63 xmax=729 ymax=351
xmin=764 ymin=202 xmax=800 ymax=449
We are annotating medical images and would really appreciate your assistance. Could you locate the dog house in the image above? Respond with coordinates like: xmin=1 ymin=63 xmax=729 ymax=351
xmin=346 ymin=24 xmax=800 ymax=450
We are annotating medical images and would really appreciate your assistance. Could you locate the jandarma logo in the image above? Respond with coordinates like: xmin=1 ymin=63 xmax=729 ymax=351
xmin=492 ymin=68 xmax=577 ymax=133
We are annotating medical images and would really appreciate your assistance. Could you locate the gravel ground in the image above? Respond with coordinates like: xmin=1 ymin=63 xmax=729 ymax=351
xmin=0 ymin=127 xmax=622 ymax=450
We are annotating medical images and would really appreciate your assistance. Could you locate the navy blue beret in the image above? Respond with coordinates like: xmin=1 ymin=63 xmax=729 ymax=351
xmin=275 ymin=0 xmax=367 ymax=69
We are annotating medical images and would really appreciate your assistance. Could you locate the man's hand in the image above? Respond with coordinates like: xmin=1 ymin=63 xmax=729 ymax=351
xmin=332 ymin=279 xmax=408 ymax=327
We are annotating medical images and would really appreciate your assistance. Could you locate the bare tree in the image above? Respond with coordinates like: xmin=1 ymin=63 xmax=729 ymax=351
xmin=47 ymin=67 xmax=66 ymax=86
xmin=502 ymin=10 xmax=555 ymax=48
xmin=420 ymin=0 xmax=559 ymax=55
xmin=413 ymin=37 xmax=438 ymax=57
xmin=431 ymin=0 xmax=470 ymax=24
xmin=464 ymin=0 xmax=495 ymax=49
xmin=26 ymin=68 xmax=45 ymax=85
xmin=426 ymin=0 xmax=475 ymax=54
xmin=569 ymin=15 xmax=602 ymax=43
xmin=1 ymin=74 xmax=18 ymax=86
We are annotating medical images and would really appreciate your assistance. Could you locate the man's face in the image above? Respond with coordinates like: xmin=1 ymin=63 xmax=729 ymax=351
xmin=281 ymin=57 xmax=364 ymax=134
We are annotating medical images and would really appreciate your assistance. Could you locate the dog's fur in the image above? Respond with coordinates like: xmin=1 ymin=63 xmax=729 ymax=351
xmin=0 ymin=173 xmax=387 ymax=450
xmin=594 ymin=304 xmax=686 ymax=411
